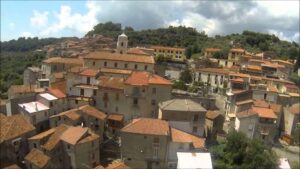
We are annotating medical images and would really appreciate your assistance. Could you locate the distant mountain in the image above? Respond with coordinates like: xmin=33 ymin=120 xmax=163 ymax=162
xmin=87 ymin=22 xmax=299 ymax=60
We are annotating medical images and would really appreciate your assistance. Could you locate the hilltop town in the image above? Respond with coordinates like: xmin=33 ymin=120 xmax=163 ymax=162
xmin=0 ymin=31 xmax=299 ymax=169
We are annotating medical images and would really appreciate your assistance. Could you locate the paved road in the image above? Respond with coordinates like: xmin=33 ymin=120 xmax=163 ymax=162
xmin=272 ymin=146 xmax=300 ymax=165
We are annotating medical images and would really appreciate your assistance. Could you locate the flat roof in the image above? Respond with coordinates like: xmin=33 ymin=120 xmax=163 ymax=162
xmin=19 ymin=101 xmax=49 ymax=113
xmin=39 ymin=93 xmax=58 ymax=101
xmin=177 ymin=152 xmax=213 ymax=169
xmin=279 ymin=158 xmax=291 ymax=169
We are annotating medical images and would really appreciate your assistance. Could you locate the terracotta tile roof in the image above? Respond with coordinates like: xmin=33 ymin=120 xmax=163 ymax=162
xmin=29 ymin=128 xmax=56 ymax=140
xmin=171 ymin=128 xmax=205 ymax=149
xmin=272 ymin=59 xmax=293 ymax=66
xmin=252 ymin=106 xmax=277 ymax=119
xmin=231 ymin=89 xmax=248 ymax=95
xmin=94 ymin=165 xmax=105 ymax=169
xmin=230 ymin=78 xmax=244 ymax=83
xmin=121 ymin=118 xmax=169 ymax=136
xmin=51 ymin=109 xmax=81 ymax=121
xmin=205 ymin=48 xmax=221 ymax=52
xmin=48 ymin=88 xmax=66 ymax=98
xmin=253 ymin=100 xmax=269 ymax=108
xmin=0 ymin=114 xmax=35 ymax=143
xmin=125 ymin=71 xmax=172 ymax=86
xmin=98 ymin=77 xmax=125 ymax=90
xmin=262 ymin=62 xmax=284 ymax=69
xmin=247 ymin=65 xmax=262 ymax=71
xmin=267 ymin=84 xmax=278 ymax=93
xmin=108 ymin=114 xmax=124 ymax=122
xmin=270 ymin=103 xmax=282 ymax=114
xmin=50 ymin=79 xmax=67 ymax=94
xmin=229 ymin=72 xmax=250 ymax=78
xmin=77 ymin=131 xmax=99 ymax=144
xmin=236 ymin=109 xmax=258 ymax=119
xmin=79 ymin=68 xmax=100 ymax=77
xmin=43 ymin=57 xmax=83 ymax=66
xmin=262 ymin=77 xmax=294 ymax=85
xmin=60 ymin=126 xmax=88 ymax=145
xmin=151 ymin=45 xmax=185 ymax=51
xmin=75 ymin=84 xmax=99 ymax=90
xmin=25 ymin=148 xmax=50 ymax=168
xmin=206 ymin=111 xmax=221 ymax=120
xmin=3 ymin=164 xmax=21 ymax=169
xmin=251 ymin=75 xmax=262 ymax=80
xmin=42 ymin=124 xmax=69 ymax=151
xmin=230 ymin=48 xmax=245 ymax=53
xmin=127 ymin=48 xmax=150 ymax=56
xmin=79 ymin=105 xmax=107 ymax=120
xmin=285 ymin=84 xmax=299 ymax=90
xmin=236 ymin=99 xmax=253 ymax=106
xmin=84 ymin=51 xmax=155 ymax=64
xmin=197 ymin=68 xmax=230 ymax=75
xmin=289 ymin=104 xmax=300 ymax=115
xmin=106 ymin=162 xmax=131 ymax=169
xmin=100 ymin=68 xmax=132 ymax=75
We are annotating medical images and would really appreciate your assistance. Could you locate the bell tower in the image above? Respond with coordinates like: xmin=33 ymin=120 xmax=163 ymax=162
xmin=116 ymin=32 xmax=128 ymax=54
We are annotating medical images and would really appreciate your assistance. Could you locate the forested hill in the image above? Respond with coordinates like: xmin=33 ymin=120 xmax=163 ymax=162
xmin=87 ymin=22 xmax=299 ymax=60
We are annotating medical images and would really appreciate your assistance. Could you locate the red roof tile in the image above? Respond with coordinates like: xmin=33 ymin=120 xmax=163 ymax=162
xmin=125 ymin=71 xmax=172 ymax=86
xmin=84 ymin=51 xmax=155 ymax=64
xmin=48 ymin=88 xmax=66 ymax=98
xmin=121 ymin=118 xmax=169 ymax=136
xmin=171 ymin=128 xmax=205 ymax=149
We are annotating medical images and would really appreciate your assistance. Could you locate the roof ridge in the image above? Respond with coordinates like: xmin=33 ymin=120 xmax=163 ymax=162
xmin=3 ymin=117 xmax=16 ymax=139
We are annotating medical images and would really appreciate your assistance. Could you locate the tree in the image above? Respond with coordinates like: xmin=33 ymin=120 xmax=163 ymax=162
xmin=172 ymin=80 xmax=187 ymax=90
xmin=185 ymin=46 xmax=192 ymax=59
xmin=210 ymin=130 xmax=278 ymax=169
xmin=179 ymin=69 xmax=192 ymax=84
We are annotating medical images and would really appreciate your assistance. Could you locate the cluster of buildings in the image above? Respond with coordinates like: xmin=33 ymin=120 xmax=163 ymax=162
xmin=0 ymin=33 xmax=298 ymax=169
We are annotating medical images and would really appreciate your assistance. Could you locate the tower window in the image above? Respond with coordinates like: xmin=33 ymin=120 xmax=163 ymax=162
xmin=121 ymin=42 xmax=124 ymax=47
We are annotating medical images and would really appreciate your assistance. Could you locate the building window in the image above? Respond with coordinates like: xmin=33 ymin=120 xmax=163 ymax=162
xmin=133 ymin=98 xmax=138 ymax=105
xmin=134 ymin=64 xmax=138 ymax=69
xmin=44 ymin=111 xmax=47 ymax=117
xmin=33 ymin=143 xmax=37 ymax=148
xmin=67 ymin=144 xmax=71 ymax=149
xmin=116 ymin=93 xmax=119 ymax=100
xmin=75 ymin=100 xmax=78 ymax=105
xmin=264 ymin=93 xmax=267 ymax=99
xmin=151 ymin=100 xmax=156 ymax=106
xmin=152 ymin=88 xmax=156 ymax=94
xmin=103 ymin=92 xmax=108 ymax=101
xmin=93 ymin=61 xmax=95 ymax=66
xmin=114 ymin=62 xmax=118 ymax=68
xmin=193 ymin=126 xmax=198 ymax=133
xmin=50 ymin=102 xmax=53 ymax=107
xmin=104 ymin=61 xmax=107 ymax=67
xmin=93 ymin=90 xmax=97 ymax=96
xmin=80 ymin=89 xmax=84 ymax=96
xmin=87 ymin=77 xmax=90 ymax=84
xmin=144 ymin=65 xmax=148 ymax=70
xmin=193 ymin=114 xmax=198 ymax=122
xmin=115 ymin=107 xmax=119 ymax=112
xmin=124 ymin=63 xmax=128 ymax=68
xmin=121 ymin=42 xmax=124 ymax=47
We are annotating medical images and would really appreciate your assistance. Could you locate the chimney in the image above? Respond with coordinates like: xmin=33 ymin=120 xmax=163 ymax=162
xmin=35 ymin=102 xmax=38 ymax=111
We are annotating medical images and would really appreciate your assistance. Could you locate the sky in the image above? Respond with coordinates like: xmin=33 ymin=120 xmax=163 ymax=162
xmin=1 ymin=0 xmax=299 ymax=42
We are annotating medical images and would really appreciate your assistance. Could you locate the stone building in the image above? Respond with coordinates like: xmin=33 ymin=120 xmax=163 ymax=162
xmin=0 ymin=114 xmax=35 ymax=168
xmin=158 ymin=99 xmax=207 ymax=137
xmin=26 ymin=124 xmax=100 ymax=169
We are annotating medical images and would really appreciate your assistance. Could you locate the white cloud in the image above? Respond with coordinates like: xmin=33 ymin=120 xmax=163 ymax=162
xmin=167 ymin=12 xmax=222 ymax=36
xmin=40 ymin=1 xmax=101 ymax=37
xmin=30 ymin=10 xmax=49 ymax=27
xmin=21 ymin=32 xmax=33 ymax=38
